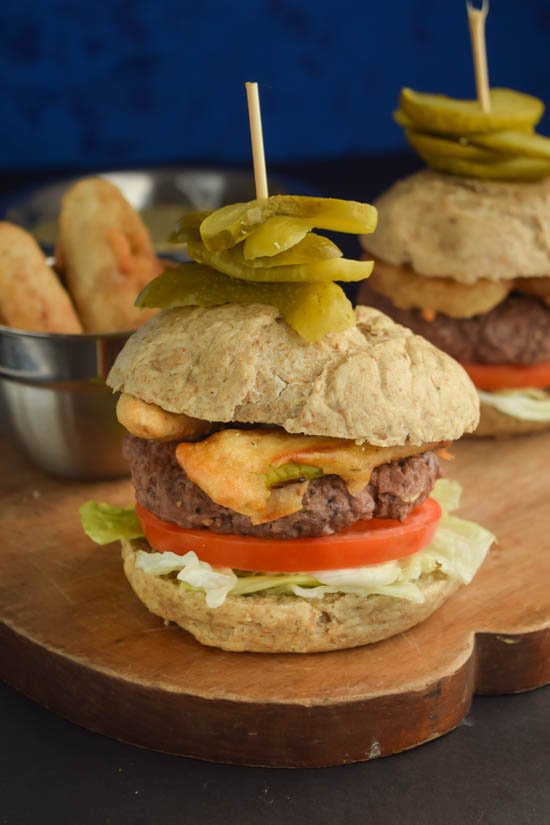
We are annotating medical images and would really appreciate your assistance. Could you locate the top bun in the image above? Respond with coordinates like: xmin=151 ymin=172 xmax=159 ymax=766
xmin=107 ymin=304 xmax=478 ymax=446
xmin=361 ymin=170 xmax=550 ymax=284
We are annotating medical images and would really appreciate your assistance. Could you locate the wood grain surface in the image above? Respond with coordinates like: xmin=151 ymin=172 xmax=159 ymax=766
xmin=1 ymin=434 xmax=549 ymax=767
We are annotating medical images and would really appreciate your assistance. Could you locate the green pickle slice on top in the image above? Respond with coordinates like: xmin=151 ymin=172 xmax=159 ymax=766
xmin=187 ymin=237 xmax=372 ymax=283
xmin=400 ymin=87 xmax=544 ymax=135
xmin=136 ymin=264 xmax=356 ymax=341
xmin=199 ymin=195 xmax=378 ymax=252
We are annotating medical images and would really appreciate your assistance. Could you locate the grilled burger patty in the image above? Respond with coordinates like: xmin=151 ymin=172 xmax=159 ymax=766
xmin=361 ymin=290 xmax=550 ymax=366
xmin=124 ymin=435 xmax=440 ymax=540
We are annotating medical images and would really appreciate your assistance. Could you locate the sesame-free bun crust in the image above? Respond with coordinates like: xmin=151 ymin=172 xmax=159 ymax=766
xmin=360 ymin=170 xmax=550 ymax=284
xmin=121 ymin=539 xmax=459 ymax=653
xmin=107 ymin=303 xmax=479 ymax=446
xmin=473 ymin=401 xmax=550 ymax=438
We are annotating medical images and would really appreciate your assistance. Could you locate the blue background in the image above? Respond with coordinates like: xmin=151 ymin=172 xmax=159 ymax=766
xmin=0 ymin=0 xmax=548 ymax=171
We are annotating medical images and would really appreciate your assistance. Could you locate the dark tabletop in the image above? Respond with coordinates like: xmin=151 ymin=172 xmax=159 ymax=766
xmin=1 ymin=156 xmax=549 ymax=825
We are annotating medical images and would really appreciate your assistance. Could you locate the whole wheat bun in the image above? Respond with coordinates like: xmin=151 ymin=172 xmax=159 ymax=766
xmin=107 ymin=303 xmax=479 ymax=446
xmin=473 ymin=401 xmax=550 ymax=438
xmin=360 ymin=170 xmax=550 ymax=284
xmin=122 ymin=539 xmax=458 ymax=653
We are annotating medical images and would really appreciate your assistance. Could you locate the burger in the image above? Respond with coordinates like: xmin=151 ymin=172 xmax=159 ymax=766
xmin=81 ymin=196 xmax=493 ymax=653
xmin=359 ymin=88 xmax=550 ymax=437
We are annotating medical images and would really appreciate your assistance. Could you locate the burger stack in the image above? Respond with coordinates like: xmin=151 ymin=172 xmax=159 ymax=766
xmin=360 ymin=87 xmax=550 ymax=436
xmin=82 ymin=194 xmax=494 ymax=653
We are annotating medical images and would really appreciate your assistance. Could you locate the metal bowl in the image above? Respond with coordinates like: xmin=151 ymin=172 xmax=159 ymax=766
xmin=2 ymin=167 xmax=305 ymax=479
xmin=0 ymin=325 xmax=131 ymax=479
xmin=5 ymin=167 xmax=300 ymax=254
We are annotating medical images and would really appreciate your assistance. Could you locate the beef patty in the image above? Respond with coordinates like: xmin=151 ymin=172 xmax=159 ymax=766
xmin=362 ymin=290 xmax=550 ymax=366
xmin=124 ymin=436 xmax=440 ymax=540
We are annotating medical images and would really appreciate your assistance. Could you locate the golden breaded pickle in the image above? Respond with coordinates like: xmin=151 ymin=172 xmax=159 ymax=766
xmin=56 ymin=178 xmax=162 ymax=332
xmin=116 ymin=392 xmax=212 ymax=442
xmin=0 ymin=222 xmax=82 ymax=333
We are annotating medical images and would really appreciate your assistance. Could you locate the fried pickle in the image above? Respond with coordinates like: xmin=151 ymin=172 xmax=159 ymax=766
xmin=0 ymin=222 xmax=82 ymax=333
xmin=116 ymin=393 xmax=213 ymax=442
xmin=56 ymin=178 xmax=162 ymax=332
xmin=366 ymin=259 xmax=510 ymax=318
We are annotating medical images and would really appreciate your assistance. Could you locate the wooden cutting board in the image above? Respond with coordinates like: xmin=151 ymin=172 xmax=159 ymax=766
xmin=1 ymin=434 xmax=549 ymax=768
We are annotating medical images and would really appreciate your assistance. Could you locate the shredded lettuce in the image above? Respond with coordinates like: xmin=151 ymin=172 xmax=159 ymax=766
xmin=478 ymin=388 xmax=550 ymax=422
xmin=127 ymin=479 xmax=494 ymax=608
xmin=79 ymin=501 xmax=144 ymax=545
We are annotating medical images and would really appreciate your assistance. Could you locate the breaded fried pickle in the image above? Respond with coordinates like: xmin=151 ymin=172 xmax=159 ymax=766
xmin=0 ymin=222 xmax=82 ymax=333
xmin=56 ymin=178 xmax=162 ymax=332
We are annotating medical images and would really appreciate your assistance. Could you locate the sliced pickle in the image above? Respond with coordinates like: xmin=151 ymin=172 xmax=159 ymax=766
xmin=177 ymin=217 xmax=343 ymax=267
xmin=199 ymin=195 xmax=378 ymax=252
xmin=405 ymin=129 xmax=500 ymax=162
xmin=420 ymin=153 xmax=550 ymax=181
xmin=467 ymin=130 xmax=550 ymax=159
xmin=187 ymin=237 xmax=372 ymax=283
xmin=136 ymin=264 xmax=356 ymax=341
xmin=244 ymin=233 xmax=342 ymax=267
xmin=244 ymin=216 xmax=312 ymax=258
xmin=169 ymin=210 xmax=211 ymax=243
xmin=264 ymin=462 xmax=324 ymax=488
xmin=283 ymin=282 xmax=356 ymax=340
xmin=400 ymin=87 xmax=544 ymax=135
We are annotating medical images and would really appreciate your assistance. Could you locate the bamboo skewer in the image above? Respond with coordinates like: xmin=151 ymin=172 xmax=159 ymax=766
xmin=245 ymin=82 xmax=269 ymax=199
xmin=466 ymin=0 xmax=491 ymax=112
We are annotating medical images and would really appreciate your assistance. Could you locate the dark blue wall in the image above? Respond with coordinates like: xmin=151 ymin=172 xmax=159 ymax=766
xmin=1 ymin=0 xmax=548 ymax=170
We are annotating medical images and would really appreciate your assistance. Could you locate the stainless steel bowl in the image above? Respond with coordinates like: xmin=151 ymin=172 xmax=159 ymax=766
xmin=0 ymin=325 xmax=131 ymax=479
xmin=5 ymin=167 xmax=301 ymax=254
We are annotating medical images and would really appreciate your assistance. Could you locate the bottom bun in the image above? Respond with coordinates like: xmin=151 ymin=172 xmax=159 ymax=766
xmin=473 ymin=401 xmax=550 ymax=438
xmin=122 ymin=539 xmax=459 ymax=653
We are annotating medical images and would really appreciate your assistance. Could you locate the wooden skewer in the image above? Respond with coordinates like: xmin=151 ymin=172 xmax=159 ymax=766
xmin=245 ymin=82 xmax=269 ymax=199
xmin=466 ymin=0 xmax=491 ymax=112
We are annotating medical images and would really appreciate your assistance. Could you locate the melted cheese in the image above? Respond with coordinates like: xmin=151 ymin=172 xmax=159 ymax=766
xmin=176 ymin=429 xmax=438 ymax=525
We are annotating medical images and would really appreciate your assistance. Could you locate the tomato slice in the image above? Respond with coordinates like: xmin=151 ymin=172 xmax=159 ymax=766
xmin=135 ymin=498 xmax=442 ymax=573
xmin=461 ymin=361 xmax=550 ymax=391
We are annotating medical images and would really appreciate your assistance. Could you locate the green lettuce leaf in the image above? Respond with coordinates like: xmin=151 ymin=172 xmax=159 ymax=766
xmin=478 ymin=388 xmax=550 ymax=422
xmin=430 ymin=477 xmax=462 ymax=513
xmin=80 ymin=501 xmax=144 ymax=545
